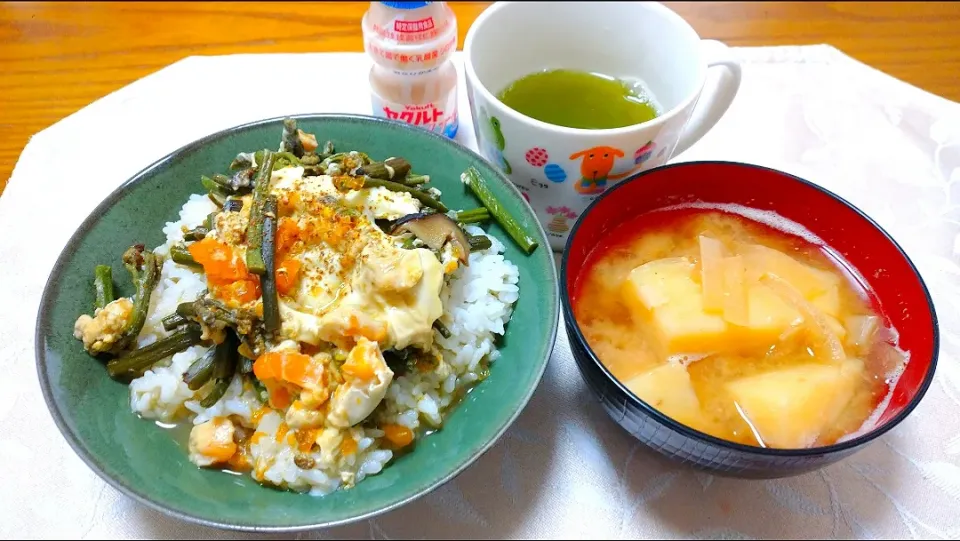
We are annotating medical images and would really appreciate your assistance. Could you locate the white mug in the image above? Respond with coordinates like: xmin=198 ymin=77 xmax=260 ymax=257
xmin=463 ymin=1 xmax=742 ymax=251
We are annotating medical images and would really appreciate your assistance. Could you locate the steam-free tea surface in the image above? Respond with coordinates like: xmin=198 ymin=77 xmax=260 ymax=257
xmin=497 ymin=69 xmax=660 ymax=130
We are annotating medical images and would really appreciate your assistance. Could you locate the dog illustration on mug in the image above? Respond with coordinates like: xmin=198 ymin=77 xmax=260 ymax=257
xmin=570 ymin=145 xmax=642 ymax=195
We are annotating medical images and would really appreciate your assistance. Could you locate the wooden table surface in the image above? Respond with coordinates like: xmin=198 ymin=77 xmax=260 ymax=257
xmin=3 ymin=1 xmax=960 ymax=195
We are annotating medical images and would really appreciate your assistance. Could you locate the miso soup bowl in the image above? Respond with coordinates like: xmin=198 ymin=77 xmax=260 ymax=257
xmin=560 ymin=161 xmax=939 ymax=479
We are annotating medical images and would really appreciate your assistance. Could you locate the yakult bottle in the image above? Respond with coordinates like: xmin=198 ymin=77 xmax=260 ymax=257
xmin=362 ymin=1 xmax=459 ymax=139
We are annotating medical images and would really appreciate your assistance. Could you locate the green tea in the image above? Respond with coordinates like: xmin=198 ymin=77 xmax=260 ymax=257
xmin=497 ymin=69 xmax=661 ymax=130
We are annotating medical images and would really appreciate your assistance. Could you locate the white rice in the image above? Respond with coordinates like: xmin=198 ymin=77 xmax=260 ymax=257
xmin=127 ymin=195 xmax=520 ymax=495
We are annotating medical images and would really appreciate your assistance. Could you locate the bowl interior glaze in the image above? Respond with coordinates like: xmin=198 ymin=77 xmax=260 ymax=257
xmin=36 ymin=114 xmax=559 ymax=532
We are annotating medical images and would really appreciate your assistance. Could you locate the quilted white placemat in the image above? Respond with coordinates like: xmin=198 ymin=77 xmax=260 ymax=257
xmin=2 ymin=48 xmax=959 ymax=539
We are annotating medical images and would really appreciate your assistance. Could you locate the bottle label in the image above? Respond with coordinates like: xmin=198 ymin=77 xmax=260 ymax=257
xmin=395 ymin=17 xmax=435 ymax=33
xmin=371 ymin=90 xmax=459 ymax=140
xmin=366 ymin=33 xmax=457 ymax=68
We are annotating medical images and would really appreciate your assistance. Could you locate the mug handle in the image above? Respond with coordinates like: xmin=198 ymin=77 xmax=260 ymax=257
xmin=672 ymin=39 xmax=742 ymax=157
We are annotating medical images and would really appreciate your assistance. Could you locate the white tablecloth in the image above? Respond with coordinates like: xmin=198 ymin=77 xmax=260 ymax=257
xmin=2 ymin=48 xmax=959 ymax=540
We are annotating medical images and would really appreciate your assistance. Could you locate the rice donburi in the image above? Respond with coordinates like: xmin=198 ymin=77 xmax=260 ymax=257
xmin=72 ymin=118 xmax=536 ymax=495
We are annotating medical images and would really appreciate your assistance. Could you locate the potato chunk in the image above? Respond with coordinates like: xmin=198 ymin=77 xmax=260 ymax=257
xmin=625 ymin=363 xmax=709 ymax=432
xmin=624 ymin=253 xmax=848 ymax=357
xmin=623 ymin=258 xmax=728 ymax=356
xmin=725 ymin=359 xmax=864 ymax=448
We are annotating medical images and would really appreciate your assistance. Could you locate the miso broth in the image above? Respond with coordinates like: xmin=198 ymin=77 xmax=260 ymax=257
xmin=572 ymin=206 xmax=907 ymax=449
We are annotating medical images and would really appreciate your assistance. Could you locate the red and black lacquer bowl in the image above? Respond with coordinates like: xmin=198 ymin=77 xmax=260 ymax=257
xmin=560 ymin=161 xmax=939 ymax=478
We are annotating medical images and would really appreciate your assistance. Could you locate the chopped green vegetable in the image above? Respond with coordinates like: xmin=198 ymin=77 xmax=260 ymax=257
xmin=206 ymin=188 xmax=227 ymax=208
xmin=177 ymin=298 xmax=247 ymax=331
xmin=161 ymin=313 xmax=187 ymax=332
xmin=201 ymin=175 xmax=230 ymax=206
xmin=200 ymin=331 xmax=240 ymax=407
xmin=274 ymin=151 xmax=302 ymax=170
xmin=383 ymin=348 xmax=416 ymax=377
xmin=170 ymin=244 xmax=200 ymax=267
xmin=321 ymin=140 xmax=335 ymax=157
xmin=261 ymin=196 xmax=281 ymax=334
xmin=280 ymin=118 xmax=304 ymax=157
xmin=93 ymin=265 xmax=114 ymax=311
xmin=433 ymin=320 xmax=452 ymax=338
xmin=457 ymin=208 xmax=491 ymax=224
xmin=467 ymin=235 xmax=492 ymax=251
xmin=357 ymin=157 xmax=411 ymax=181
xmin=200 ymin=175 xmax=219 ymax=192
xmin=109 ymin=245 xmax=161 ymax=355
xmin=230 ymin=152 xmax=257 ymax=170
xmin=205 ymin=212 xmax=218 ymax=231
xmin=106 ymin=323 xmax=203 ymax=380
xmin=403 ymin=173 xmax=430 ymax=186
xmin=183 ymin=227 xmax=209 ymax=242
xmin=245 ymin=149 xmax=276 ymax=275
xmin=183 ymin=349 xmax=216 ymax=391
xmin=461 ymin=166 xmax=538 ymax=255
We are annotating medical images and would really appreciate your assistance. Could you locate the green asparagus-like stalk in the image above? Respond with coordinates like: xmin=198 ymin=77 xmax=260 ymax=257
xmin=356 ymin=158 xmax=411 ymax=181
xmin=170 ymin=244 xmax=200 ymax=267
xmin=230 ymin=152 xmax=257 ymax=170
xmin=280 ymin=118 xmax=304 ymax=157
xmin=467 ymin=235 xmax=493 ymax=251
xmin=260 ymin=196 xmax=281 ymax=334
xmin=321 ymin=140 xmax=335 ymax=158
xmin=183 ymin=227 xmax=209 ymax=242
xmin=273 ymin=151 xmax=302 ymax=170
xmin=362 ymin=178 xmax=448 ymax=212
xmin=106 ymin=324 xmax=203 ymax=380
xmin=461 ymin=167 xmax=538 ymax=255
xmin=93 ymin=265 xmax=114 ymax=311
xmin=177 ymin=298 xmax=239 ymax=328
xmin=457 ymin=208 xmax=491 ymax=224
xmin=182 ymin=349 xmax=217 ymax=391
xmin=205 ymin=212 xmax=218 ymax=231
xmin=403 ymin=173 xmax=429 ymax=186
xmin=207 ymin=188 xmax=227 ymax=208
xmin=108 ymin=245 xmax=161 ymax=355
xmin=161 ymin=313 xmax=187 ymax=332
xmin=213 ymin=168 xmax=256 ymax=193
xmin=245 ymin=149 xmax=276 ymax=275
xmin=432 ymin=320 xmax=452 ymax=339
xmin=201 ymin=175 xmax=230 ymax=206
xmin=200 ymin=331 xmax=240 ymax=407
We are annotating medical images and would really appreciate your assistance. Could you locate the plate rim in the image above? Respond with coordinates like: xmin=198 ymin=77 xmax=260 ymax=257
xmin=34 ymin=113 xmax=560 ymax=532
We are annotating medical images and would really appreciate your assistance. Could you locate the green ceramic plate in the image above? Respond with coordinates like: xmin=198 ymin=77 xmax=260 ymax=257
xmin=35 ymin=114 xmax=558 ymax=532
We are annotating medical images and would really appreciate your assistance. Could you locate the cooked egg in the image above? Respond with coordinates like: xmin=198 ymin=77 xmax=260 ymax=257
xmin=327 ymin=338 xmax=394 ymax=428
xmin=73 ymin=297 xmax=134 ymax=354
xmin=188 ymin=417 xmax=237 ymax=467
xmin=267 ymin=167 xmax=445 ymax=352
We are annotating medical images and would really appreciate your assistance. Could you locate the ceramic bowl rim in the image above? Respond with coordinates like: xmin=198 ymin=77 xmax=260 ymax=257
xmin=559 ymin=159 xmax=940 ymax=458
xmin=35 ymin=113 xmax=559 ymax=532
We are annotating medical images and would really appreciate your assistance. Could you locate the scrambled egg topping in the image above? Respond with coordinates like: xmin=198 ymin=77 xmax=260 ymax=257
xmin=266 ymin=167 xmax=445 ymax=352
xmin=73 ymin=298 xmax=134 ymax=354
xmin=188 ymin=165 xmax=451 ymax=463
